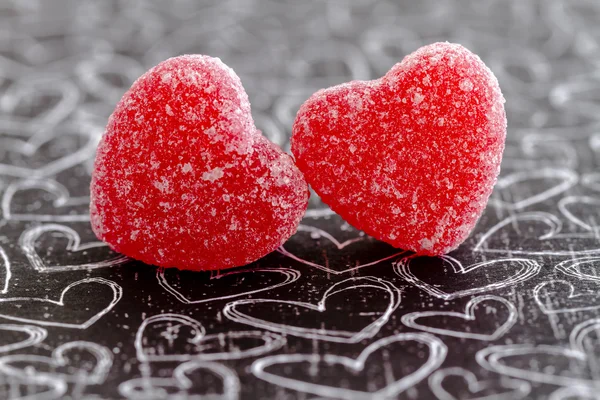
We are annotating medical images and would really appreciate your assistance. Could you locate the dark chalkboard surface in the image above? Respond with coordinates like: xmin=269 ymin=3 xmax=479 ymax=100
xmin=0 ymin=1 xmax=599 ymax=399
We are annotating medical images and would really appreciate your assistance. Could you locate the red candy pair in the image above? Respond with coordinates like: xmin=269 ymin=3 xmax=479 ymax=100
xmin=91 ymin=42 xmax=506 ymax=270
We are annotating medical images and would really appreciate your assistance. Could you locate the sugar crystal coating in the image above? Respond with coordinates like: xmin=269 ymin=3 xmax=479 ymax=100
xmin=91 ymin=55 xmax=309 ymax=270
xmin=291 ymin=42 xmax=506 ymax=255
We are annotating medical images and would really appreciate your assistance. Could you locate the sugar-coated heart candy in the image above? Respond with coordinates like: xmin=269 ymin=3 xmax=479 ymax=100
xmin=91 ymin=55 xmax=309 ymax=270
xmin=292 ymin=42 xmax=506 ymax=255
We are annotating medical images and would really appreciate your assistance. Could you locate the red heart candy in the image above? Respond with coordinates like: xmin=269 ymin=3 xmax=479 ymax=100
xmin=292 ymin=43 xmax=506 ymax=255
xmin=91 ymin=55 xmax=309 ymax=270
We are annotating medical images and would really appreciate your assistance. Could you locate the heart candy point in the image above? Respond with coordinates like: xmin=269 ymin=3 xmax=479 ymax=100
xmin=292 ymin=42 xmax=506 ymax=255
xmin=91 ymin=55 xmax=309 ymax=270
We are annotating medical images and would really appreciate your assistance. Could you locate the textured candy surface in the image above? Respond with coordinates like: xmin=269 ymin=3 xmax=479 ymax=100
xmin=292 ymin=42 xmax=506 ymax=256
xmin=91 ymin=55 xmax=309 ymax=270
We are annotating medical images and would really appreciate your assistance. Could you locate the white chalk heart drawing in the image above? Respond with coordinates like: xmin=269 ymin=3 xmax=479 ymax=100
xmin=252 ymin=333 xmax=446 ymax=399
xmin=76 ymin=53 xmax=145 ymax=105
xmin=488 ymin=167 xmax=578 ymax=210
xmin=135 ymin=313 xmax=286 ymax=363
xmin=477 ymin=318 xmax=600 ymax=388
xmin=0 ymin=246 xmax=11 ymax=294
xmin=0 ymin=341 xmax=113 ymax=385
xmin=0 ymin=324 xmax=47 ymax=353
xmin=549 ymin=386 xmax=597 ymax=400
xmin=2 ymin=179 xmax=90 ymax=222
xmin=0 ymin=122 xmax=99 ymax=178
xmin=157 ymin=267 xmax=300 ymax=304
xmin=393 ymin=256 xmax=540 ymax=300
xmin=0 ymin=277 xmax=122 ymax=329
xmin=118 ymin=361 xmax=240 ymax=400
xmin=20 ymin=223 xmax=128 ymax=272
xmin=555 ymin=256 xmax=600 ymax=282
xmin=534 ymin=280 xmax=600 ymax=314
xmin=0 ymin=76 xmax=80 ymax=129
xmin=401 ymin=295 xmax=517 ymax=341
xmin=278 ymin=224 xmax=405 ymax=275
xmin=0 ymin=379 xmax=67 ymax=400
xmin=223 ymin=276 xmax=401 ymax=343
xmin=557 ymin=195 xmax=600 ymax=232
xmin=428 ymin=367 xmax=531 ymax=400
xmin=474 ymin=211 xmax=600 ymax=256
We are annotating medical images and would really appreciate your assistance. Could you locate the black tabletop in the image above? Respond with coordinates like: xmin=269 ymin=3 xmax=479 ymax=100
xmin=0 ymin=1 xmax=599 ymax=399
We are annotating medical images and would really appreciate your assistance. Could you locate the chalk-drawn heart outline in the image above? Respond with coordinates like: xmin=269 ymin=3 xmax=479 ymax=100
xmin=401 ymin=295 xmax=517 ymax=341
xmin=0 ymin=76 xmax=80 ymax=129
xmin=135 ymin=313 xmax=286 ymax=363
xmin=2 ymin=179 xmax=90 ymax=222
xmin=474 ymin=211 xmax=600 ymax=256
xmin=223 ymin=276 xmax=401 ymax=343
xmin=0 ymin=278 xmax=123 ymax=329
xmin=0 ymin=379 xmax=67 ymax=400
xmin=0 ymin=341 xmax=113 ymax=385
xmin=76 ymin=53 xmax=145 ymax=105
xmin=428 ymin=367 xmax=531 ymax=400
xmin=534 ymin=280 xmax=600 ymax=314
xmin=20 ymin=223 xmax=128 ymax=272
xmin=278 ymin=224 xmax=406 ymax=275
xmin=556 ymin=257 xmax=600 ymax=282
xmin=476 ymin=318 xmax=600 ymax=388
xmin=549 ymin=386 xmax=597 ymax=400
xmin=0 ymin=122 xmax=99 ymax=179
xmin=157 ymin=267 xmax=300 ymax=304
xmin=557 ymin=195 xmax=600 ymax=232
xmin=118 ymin=360 xmax=240 ymax=400
xmin=393 ymin=256 xmax=540 ymax=300
xmin=252 ymin=333 xmax=447 ymax=399
xmin=488 ymin=168 xmax=578 ymax=210
xmin=0 ymin=246 xmax=11 ymax=294
xmin=0 ymin=324 xmax=47 ymax=354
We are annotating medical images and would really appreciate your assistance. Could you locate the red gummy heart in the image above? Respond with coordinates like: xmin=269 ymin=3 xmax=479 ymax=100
xmin=292 ymin=43 xmax=506 ymax=255
xmin=91 ymin=55 xmax=309 ymax=270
